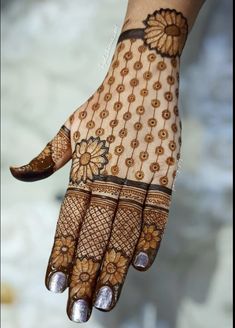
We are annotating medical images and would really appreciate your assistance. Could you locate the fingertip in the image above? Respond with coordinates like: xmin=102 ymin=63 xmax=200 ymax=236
xmin=132 ymin=251 xmax=150 ymax=271
xmin=94 ymin=286 xmax=113 ymax=312
xmin=9 ymin=163 xmax=54 ymax=182
xmin=67 ymin=299 xmax=91 ymax=323
xmin=46 ymin=271 xmax=68 ymax=294
xmin=9 ymin=165 xmax=27 ymax=181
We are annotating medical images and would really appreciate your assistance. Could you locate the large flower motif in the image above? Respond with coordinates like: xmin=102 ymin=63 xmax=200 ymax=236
xmin=138 ymin=225 xmax=161 ymax=251
xmin=143 ymin=8 xmax=188 ymax=57
xmin=51 ymin=236 xmax=75 ymax=269
xmin=70 ymin=258 xmax=99 ymax=298
xmin=71 ymin=137 xmax=109 ymax=183
xmin=100 ymin=249 xmax=128 ymax=285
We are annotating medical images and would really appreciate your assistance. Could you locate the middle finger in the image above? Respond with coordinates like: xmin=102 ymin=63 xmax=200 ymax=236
xmin=67 ymin=180 xmax=121 ymax=323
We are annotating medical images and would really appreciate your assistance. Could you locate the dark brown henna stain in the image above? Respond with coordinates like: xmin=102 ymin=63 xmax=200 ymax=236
xmin=10 ymin=154 xmax=55 ymax=182
xmin=93 ymin=196 xmax=143 ymax=311
xmin=118 ymin=9 xmax=188 ymax=58
xmin=133 ymin=189 xmax=171 ymax=271
xmin=10 ymin=125 xmax=71 ymax=182
xmin=45 ymin=188 xmax=90 ymax=293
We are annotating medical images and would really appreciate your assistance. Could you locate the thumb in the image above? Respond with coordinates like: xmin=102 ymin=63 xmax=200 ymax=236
xmin=10 ymin=124 xmax=72 ymax=182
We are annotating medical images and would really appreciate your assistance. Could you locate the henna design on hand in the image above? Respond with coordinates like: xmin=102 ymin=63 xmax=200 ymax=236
xmin=10 ymin=8 xmax=188 ymax=323
xmin=119 ymin=8 xmax=188 ymax=58
xmin=10 ymin=125 xmax=71 ymax=182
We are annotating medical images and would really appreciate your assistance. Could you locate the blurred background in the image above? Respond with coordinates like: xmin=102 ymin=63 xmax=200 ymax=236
xmin=1 ymin=0 xmax=233 ymax=327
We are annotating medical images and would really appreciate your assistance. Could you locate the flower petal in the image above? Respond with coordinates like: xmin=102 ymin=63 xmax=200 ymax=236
xmin=87 ymin=138 xmax=99 ymax=154
xmin=145 ymin=26 xmax=164 ymax=34
xmin=155 ymin=14 xmax=167 ymax=26
xmin=109 ymin=249 xmax=117 ymax=263
xmin=118 ymin=256 xmax=128 ymax=267
xmin=86 ymin=165 xmax=94 ymax=180
xmin=138 ymin=239 xmax=145 ymax=249
xmin=79 ymin=140 xmax=87 ymax=155
xmin=113 ymin=272 xmax=122 ymax=284
xmin=146 ymin=30 xmax=164 ymax=40
xmin=143 ymin=226 xmax=148 ymax=234
xmin=93 ymin=144 xmax=107 ymax=157
xmin=90 ymin=162 xmax=99 ymax=176
xmin=76 ymin=260 xmax=83 ymax=272
xmin=90 ymin=155 xmax=107 ymax=167
xmin=114 ymin=252 xmax=121 ymax=263
xmin=172 ymin=36 xmax=179 ymax=55
xmin=82 ymin=166 xmax=87 ymax=182
xmin=176 ymin=14 xmax=182 ymax=27
xmin=81 ymin=258 xmax=89 ymax=272
xmin=165 ymin=12 xmax=173 ymax=25
xmin=157 ymin=34 xmax=167 ymax=50
xmin=75 ymin=144 xmax=81 ymax=157
xmin=150 ymin=240 xmax=157 ymax=249
xmin=91 ymin=262 xmax=99 ymax=275
xmin=147 ymin=19 xmax=161 ymax=27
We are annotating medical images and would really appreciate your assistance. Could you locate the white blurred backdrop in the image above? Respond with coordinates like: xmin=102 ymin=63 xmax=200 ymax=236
xmin=1 ymin=1 xmax=233 ymax=328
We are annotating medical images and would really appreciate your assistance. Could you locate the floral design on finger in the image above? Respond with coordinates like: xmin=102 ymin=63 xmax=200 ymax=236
xmin=51 ymin=236 xmax=76 ymax=269
xmin=138 ymin=225 xmax=161 ymax=251
xmin=143 ymin=9 xmax=188 ymax=57
xmin=100 ymin=249 xmax=128 ymax=285
xmin=70 ymin=258 xmax=99 ymax=298
xmin=71 ymin=137 xmax=109 ymax=183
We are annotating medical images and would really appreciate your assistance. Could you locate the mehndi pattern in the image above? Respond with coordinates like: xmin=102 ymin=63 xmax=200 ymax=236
xmin=10 ymin=8 xmax=188 ymax=322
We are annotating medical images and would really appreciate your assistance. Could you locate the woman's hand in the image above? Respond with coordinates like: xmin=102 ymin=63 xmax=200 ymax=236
xmin=10 ymin=1 xmax=205 ymax=323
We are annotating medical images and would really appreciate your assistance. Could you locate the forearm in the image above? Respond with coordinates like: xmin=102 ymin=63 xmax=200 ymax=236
xmin=123 ymin=0 xmax=205 ymax=33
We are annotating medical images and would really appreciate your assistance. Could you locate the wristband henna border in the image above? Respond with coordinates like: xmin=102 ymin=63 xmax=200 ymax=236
xmin=118 ymin=8 xmax=188 ymax=58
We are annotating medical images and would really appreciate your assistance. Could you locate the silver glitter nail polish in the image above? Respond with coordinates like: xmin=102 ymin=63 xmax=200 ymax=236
xmin=48 ymin=272 xmax=67 ymax=293
xmin=70 ymin=300 xmax=90 ymax=323
xmin=94 ymin=286 xmax=113 ymax=310
xmin=134 ymin=252 xmax=149 ymax=268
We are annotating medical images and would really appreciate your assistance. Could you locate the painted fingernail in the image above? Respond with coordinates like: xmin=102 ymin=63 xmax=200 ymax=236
xmin=94 ymin=286 xmax=113 ymax=310
xmin=134 ymin=252 xmax=149 ymax=269
xmin=70 ymin=299 xmax=90 ymax=323
xmin=48 ymin=272 xmax=67 ymax=293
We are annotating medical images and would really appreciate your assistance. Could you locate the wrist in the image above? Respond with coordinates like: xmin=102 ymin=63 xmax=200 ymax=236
xmin=119 ymin=8 xmax=188 ymax=59
xmin=123 ymin=0 xmax=205 ymax=32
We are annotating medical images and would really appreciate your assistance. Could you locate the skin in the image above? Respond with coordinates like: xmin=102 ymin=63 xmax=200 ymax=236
xmin=124 ymin=0 xmax=205 ymax=31
xmin=10 ymin=0 xmax=205 ymax=324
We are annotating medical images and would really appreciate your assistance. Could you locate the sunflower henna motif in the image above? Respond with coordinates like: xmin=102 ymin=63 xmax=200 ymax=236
xmin=51 ymin=237 xmax=76 ymax=269
xmin=138 ymin=225 xmax=161 ymax=251
xmin=143 ymin=8 xmax=188 ymax=57
xmin=70 ymin=258 xmax=100 ymax=298
xmin=100 ymin=250 xmax=128 ymax=285
xmin=71 ymin=137 xmax=109 ymax=184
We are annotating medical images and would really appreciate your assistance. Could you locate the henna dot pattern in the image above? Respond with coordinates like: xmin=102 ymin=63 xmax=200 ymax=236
xmin=134 ymin=61 xmax=143 ymax=70
xmin=135 ymin=170 xmax=144 ymax=180
xmin=136 ymin=106 xmax=145 ymax=115
xmin=153 ymin=81 xmax=162 ymax=90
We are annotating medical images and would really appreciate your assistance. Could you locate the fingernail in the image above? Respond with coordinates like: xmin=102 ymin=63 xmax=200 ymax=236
xmin=94 ymin=286 xmax=113 ymax=310
xmin=134 ymin=252 xmax=149 ymax=269
xmin=48 ymin=272 xmax=67 ymax=293
xmin=70 ymin=299 xmax=90 ymax=323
